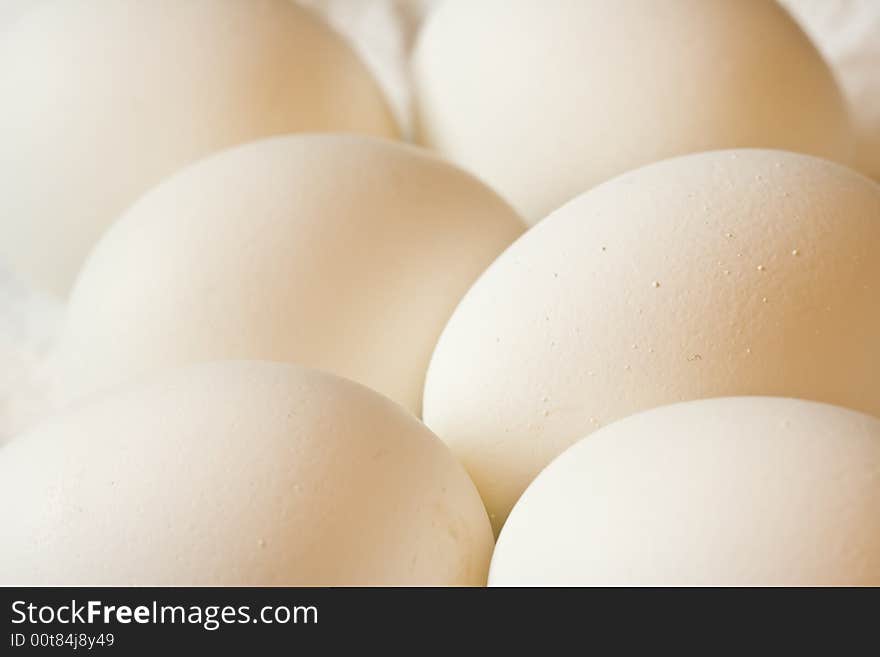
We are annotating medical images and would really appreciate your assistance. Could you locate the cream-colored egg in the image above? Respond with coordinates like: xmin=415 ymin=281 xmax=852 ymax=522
xmin=0 ymin=0 xmax=398 ymax=296
xmin=55 ymin=135 xmax=524 ymax=414
xmin=781 ymin=0 xmax=880 ymax=181
xmin=0 ymin=361 xmax=494 ymax=586
xmin=424 ymin=149 xmax=880 ymax=532
xmin=413 ymin=0 xmax=854 ymax=222
xmin=490 ymin=397 xmax=880 ymax=586
xmin=0 ymin=0 xmax=38 ymax=31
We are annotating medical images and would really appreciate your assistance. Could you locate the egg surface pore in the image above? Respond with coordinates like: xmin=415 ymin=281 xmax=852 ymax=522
xmin=0 ymin=362 xmax=494 ymax=585
xmin=490 ymin=397 xmax=880 ymax=586
xmin=56 ymin=135 xmax=525 ymax=414
xmin=423 ymin=149 xmax=880 ymax=531
xmin=0 ymin=0 xmax=398 ymax=295
xmin=413 ymin=0 xmax=853 ymax=222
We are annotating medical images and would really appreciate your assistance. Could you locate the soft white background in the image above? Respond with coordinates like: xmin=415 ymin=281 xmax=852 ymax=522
xmin=1 ymin=0 xmax=879 ymax=442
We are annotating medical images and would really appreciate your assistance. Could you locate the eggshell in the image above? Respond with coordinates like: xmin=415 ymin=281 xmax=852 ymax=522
xmin=781 ymin=0 xmax=880 ymax=181
xmin=55 ymin=135 xmax=525 ymax=414
xmin=490 ymin=397 xmax=880 ymax=586
xmin=0 ymin=0 xmax=37 ymax=31
xmin=413 ymin=0 xmax=854 ymax=222
xmin=0 ymin=0 xmax=398 ymax=296
xmin=423 ymin=149 xmax=880 ymax=531
xmin=0 ymin=361 xmax=494 ymax=586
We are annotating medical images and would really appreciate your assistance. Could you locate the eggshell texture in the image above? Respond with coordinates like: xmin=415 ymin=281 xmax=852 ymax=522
xmin=0 ymin=361 xmax=494 ymax=586
xmin=413 ymin=0 xmax=854 ymax=222
xmin=423 ymin=149 xmax=880 ymax=532
xmin=0 ymin=0 xmax=398 ymax=296
xmin=56 ymin=135 xmax=525 ymax=414
xmin=490 ymin=397 xmax=880 ymax=586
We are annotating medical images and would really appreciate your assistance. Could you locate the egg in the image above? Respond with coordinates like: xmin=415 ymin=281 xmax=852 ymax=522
xmin=423 ymin=149 xmax=880 ymax=532
xmin=55 ymin=135 xmax=525 ymax=414
xmin=0 ymin=0 xmax=398 ymax=296
xmin=490 ymin=397 xmax=880 ymax=586
xmin=413 ymin=0 xmax=854 ymax=222
xmin=0 ymin=0 xmax=37 ymax=31
xmin=781 ymin=0 xmax=880 ymax=182
xmin=0 ymin=361 xmax=494 ymax=585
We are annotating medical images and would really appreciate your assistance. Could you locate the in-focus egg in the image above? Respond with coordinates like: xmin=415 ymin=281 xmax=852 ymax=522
xmin=0 ymin=0 xmax=398 ymax=296
xmin=490 ymin=397 xmax=880 ymax=586
xmin=413 ymin=0 xmax=854 ymax=222
xmin=55 ymin=135 xmax=525 ymax=414
xmin=424 ymin=149 xmax=880 ymax=531
xmin=0 ymin=361 xmax=494 ymax=585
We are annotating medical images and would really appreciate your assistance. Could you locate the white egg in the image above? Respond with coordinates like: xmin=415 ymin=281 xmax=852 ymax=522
xmin=413 ymin=0 xmax=854 ymax=222
xmin=781 ymin=0 xmax=880 ymax=181
xmin=55 ymin=135 xmax=524 ymax=414
xmin=0 ymin=0 xmax=398 ymax=296
xmin=424 ymin=149 xmax=880 ymax=532
xmin=0 ymin=361 xmax=494 ymax=586
xmin=490 ymin=397 xmax=880 ymax=586
xmin=0 ymin=0 xmax=38 ymax=31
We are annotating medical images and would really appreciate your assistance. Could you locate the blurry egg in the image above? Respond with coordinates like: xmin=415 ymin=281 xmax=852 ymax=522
xmin=0 ymin=0 xmax=398 ymax=296
xmin=0 ymin=0 xmax=38 ymax=31
xmin=781 ymin=0 xmax=880 ymax=181
xmin=490 ymin=397 xmax=880 ymax=586
xmin=0 ymin=361 xmax=494 ymax=585
xmin=55 ymin=135 xmax=525 ymax=414
xmin=413 ymin=0 xmax=854 ymax=222
xmin=423 ymin=149 xmax=880 ymax=531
